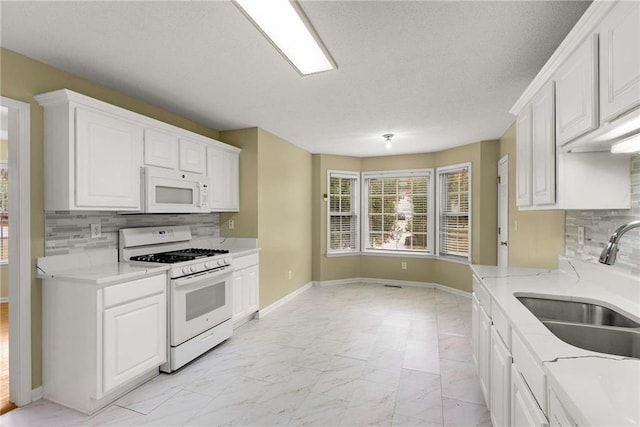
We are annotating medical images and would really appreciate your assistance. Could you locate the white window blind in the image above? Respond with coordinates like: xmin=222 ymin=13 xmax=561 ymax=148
xmin=327 ymin=171 xmax=359 ymax=254
xmin=438 ymin=164 xmax=471 ymax=259
xmin=363 ymin=170 xmax=433 ymax=254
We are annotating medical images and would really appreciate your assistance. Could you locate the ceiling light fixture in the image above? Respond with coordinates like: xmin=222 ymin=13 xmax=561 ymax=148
xmin=383 ymin=133 xmax=394 ymax=150
xmin=611 ymin=131 xmax=640 ymax=153
xmin=233 ymin=0 xmax=337 ymax=76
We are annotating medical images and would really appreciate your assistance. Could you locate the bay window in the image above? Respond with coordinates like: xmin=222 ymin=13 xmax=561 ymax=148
xmin=327 ymin=170 xmax=360 ymax=254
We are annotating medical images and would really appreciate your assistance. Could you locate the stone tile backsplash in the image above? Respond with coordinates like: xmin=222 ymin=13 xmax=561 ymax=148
xmin=565 ymin=153 xmax=640 ymax=276
xmin=45 ymin=211 xmax=220 ymax=256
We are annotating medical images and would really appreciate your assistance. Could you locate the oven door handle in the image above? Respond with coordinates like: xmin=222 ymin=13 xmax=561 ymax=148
xmin=173 ymin=266 xmax=233 ymax=288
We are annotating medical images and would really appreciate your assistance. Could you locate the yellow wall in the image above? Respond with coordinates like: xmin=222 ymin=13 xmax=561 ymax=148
xmin=0 ymin=268 xmax=7 ymax=299
xmin=0 ymin=48 xmax=222 ymax=389
xmin=1 ymin=140 xmax=7 ymax=160
xmin=312 ymin=141 xmax=500 ymax=292
xmin=498 ymin=123 xmax=565 ymax=268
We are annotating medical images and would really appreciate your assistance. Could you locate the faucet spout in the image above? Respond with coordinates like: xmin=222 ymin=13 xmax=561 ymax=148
xmin=598 ymin=220 xmax=640 ymax=265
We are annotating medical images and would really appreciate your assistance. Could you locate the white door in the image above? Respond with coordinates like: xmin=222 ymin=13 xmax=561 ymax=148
xmin=498 ymin=155 xmax=509 ymax=267
xmin=478 ymin=306 xmax=492 ymax=407
xmin=232 ymin=272 xmax=245 ymax=321
xmin=75 ymin=107 xmax=143 ymax=210
xmin=179 ymin=139 xmax=207 ymax=175
xmin=244 ymin=266 xmax=259 ymax=315
xmin=208 ymin=146 xmax=240 ymax=212
xmin=490 ymin=327 xmax=512 ymax=427
xmin=516 ymin=106 xmax=532 ymax=207
xmin=598 ymin=1 xmax=640 ymax=122
xmin=102 ymin=293 xmax=166 ymax=395
xmin=511 ymin=365 xmax=549 ymax=427
xmin=144 ymin=128 xmax=179 ymax=170
xmin=531 ymin=81 xmax=556 ymax=206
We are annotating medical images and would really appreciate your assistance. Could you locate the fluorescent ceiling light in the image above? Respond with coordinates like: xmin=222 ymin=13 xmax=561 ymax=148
xmin=611 ymin=132 xmax=640 ymax=153
xmin=234 ymin=0 xmax=336 ymax=76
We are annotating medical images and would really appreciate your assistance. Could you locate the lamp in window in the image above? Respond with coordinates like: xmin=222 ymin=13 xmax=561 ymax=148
xmin=383 ymin=133 xmax=394 ymax=150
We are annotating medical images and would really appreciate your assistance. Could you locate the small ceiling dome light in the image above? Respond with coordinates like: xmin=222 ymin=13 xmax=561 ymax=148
xmin=383 ymin=133 xmax=394 ymax=150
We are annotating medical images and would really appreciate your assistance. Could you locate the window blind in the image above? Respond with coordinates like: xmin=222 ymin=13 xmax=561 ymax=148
xmin=328 ymin=172 xmax=359 ymax=253
xmin=363 ymin=170 xmax=432 ymax=253
xmin=438 ymin=165 xmax=470 ymax=259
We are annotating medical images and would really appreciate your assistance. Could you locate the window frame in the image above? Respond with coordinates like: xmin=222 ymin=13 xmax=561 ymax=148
xmin=436 ymin=162 xmax=472 ymax=262
xmin=361 ymin=169 xmax=435 ymax=256
xmin=326 ymin=170 xmax=360 ymax=256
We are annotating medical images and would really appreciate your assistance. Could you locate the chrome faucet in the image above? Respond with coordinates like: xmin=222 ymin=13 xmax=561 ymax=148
xmin=599 ymin=220 xmax=640 ymax=265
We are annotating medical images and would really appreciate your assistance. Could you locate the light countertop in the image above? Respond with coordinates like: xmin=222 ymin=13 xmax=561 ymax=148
xmin=37 ymin=249 xmax=168 ymax=286
xmin=471 ymin=258 xmax=640 ymax=426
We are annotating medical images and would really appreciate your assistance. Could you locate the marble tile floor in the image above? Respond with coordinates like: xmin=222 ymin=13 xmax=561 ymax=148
xmin=0 ymin=283 xmax=491 ymax=427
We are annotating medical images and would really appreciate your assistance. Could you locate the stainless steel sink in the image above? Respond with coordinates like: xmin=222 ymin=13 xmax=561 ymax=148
xmin=515 ymin=295 xmax=640 ymax=359
xmin=516 ymin=296 xmax=640 ymax=328
xmin=542 ymin=321 xmax=640 ymax=358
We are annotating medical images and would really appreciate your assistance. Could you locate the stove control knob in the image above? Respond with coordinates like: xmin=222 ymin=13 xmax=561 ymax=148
xmin=205 ymin=261 xmax=214 ymax=269
xmin=217 ymin=259 xmax=225 ymax=266
xmin=190 ymin=265 xmax=198 ymax=273
xmin=182 ymin=267 xmax=191 ymax=275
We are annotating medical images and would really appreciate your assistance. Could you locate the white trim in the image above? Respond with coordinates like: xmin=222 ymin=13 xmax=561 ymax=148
xmin=1 ymin=96 xmax=32 ymax=407
xmin=436 ymin=162 xmax=472 ymax=262
xmin=0 ymin=297 xmax=8 ymax=303
xmin=31 ymin=386 xmax=43 ymax=402
xmin=256 ymin=282 xmax=313 ymax=318
xmin=361 ymin=168 xmax=435 ymax=255
xmin=361 ymin=251 xmax=434 ymax=259
xmin=509 ymin=0 xmax=616 ymax=115
xmin=326 ymin=170 xmax=360 ymax=255
xmin=498 ymin=155 xmax=509 ymax=268
xmin=313 ymin=277 xmax=472 ymax=298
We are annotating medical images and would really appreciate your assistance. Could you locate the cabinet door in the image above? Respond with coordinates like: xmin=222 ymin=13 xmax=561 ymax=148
xmin=491 ymin=327 xmax=513 ymax=427
xmin=511 ymin=365 xmax=549 ymax=427
xmin=232 ymin=273 xmax=245 ymax=322
xmin=516 ymin=106 xmax=533 ymax=207
xmin=478 ymin=305 xmax=492 ymax=407
xmin=208 ymin=146 xmax=240 ymax=212
xmin=75 ymin=107 xmax=143 ymax=210
xmin=144 ymin=128 xmax=179 ymax=170
xmin=179 ymin=139 xmax=207 ymax=175
xmin=471 ymin=293 xmax=480 ymax=369
xmin=555 ymin=35 xmax=599 ymax=146
xmin=531 ymin=82 xmax=556 ymax=206
xmin=244 ymin=266 xmax=259 ymax=315
xmin=102 ymin=293 xmax=166 ymax=394
xmin=599 ymin=1 xmax=640 ymax=122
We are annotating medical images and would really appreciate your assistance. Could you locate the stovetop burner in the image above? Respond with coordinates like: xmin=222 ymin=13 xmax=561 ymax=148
xmin=130 ymin=248 xmax=230 ymax=264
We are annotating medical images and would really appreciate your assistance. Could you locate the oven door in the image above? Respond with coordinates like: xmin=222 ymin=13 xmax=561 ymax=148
xmin=170 ymin=266 xmax=232 ymax=346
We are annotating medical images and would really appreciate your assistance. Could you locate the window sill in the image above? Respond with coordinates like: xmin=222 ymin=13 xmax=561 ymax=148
xmin=0 ymin=261 xmax=8 ymax=268
xmin=326 ymin=251 xmax=360 ymax=258
xmin=362 ymin=250 xmax=434 ymax=259
xmin=437 ymin=255 xmax=471 ymax=265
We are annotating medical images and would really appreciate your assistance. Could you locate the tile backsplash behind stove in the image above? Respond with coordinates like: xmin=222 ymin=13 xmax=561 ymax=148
xmin=45 ymin=211 xmax=220 ymax=256
xmin=565 ymin=153 xmax=640 ymax=276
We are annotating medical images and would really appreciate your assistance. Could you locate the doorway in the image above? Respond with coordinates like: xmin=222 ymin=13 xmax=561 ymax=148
xmin=498 ymin=155 xmax=509 ymax=267
xmin=0 ymin=97 xmax=31 ymax=412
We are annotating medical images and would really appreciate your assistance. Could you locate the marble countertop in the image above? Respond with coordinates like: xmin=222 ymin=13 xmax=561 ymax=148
xmin=37 ymin=249 xmax=169 ymax=286
xmin=471 ymin=258 xmax=640 ymax=426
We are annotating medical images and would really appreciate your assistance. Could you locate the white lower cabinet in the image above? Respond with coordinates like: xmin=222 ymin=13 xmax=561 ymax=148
xmin=232 ymin=254 xmax=259 ymax=325
xmin=42 ymin=272 xmax=167 ymax=414
xmin=490 ymin=327 xmax=512 ymax=427
xmin=548 ymin=390 xmax=577 ymax=427
xmin=478 ymin=302 xmax=492 ymax=406
xmin=511 ymin=365 xmax=549 ymax=427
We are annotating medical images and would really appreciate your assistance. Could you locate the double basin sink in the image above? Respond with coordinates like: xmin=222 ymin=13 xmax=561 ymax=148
xmin=516 ymin=295 xmax=640 ymax=359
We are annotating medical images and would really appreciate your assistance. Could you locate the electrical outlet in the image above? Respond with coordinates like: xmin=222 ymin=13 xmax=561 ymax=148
xmin=578 ymin=226 xmax=585 ymax=245
xmin=401 ymin=262 xmax=407 ymax=270
xmin=288 ymin=271 xmax=292 ymax=280
xmin=90 ymin=223 xmax=101 ymax=239
xmin=228 ymin=219 xmax=235 ymax=229
xmin=514 ymin=220 xmax=518 ymax=232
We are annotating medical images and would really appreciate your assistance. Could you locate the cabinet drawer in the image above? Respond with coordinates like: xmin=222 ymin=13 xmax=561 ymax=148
xmin=473 ymin=275 xmax=491 ymax=316
xmin=233 ymin=253 xmax=259 ymax=270
xmin=492 ymin=303 xmax=511 ymax=350
xmin=103 ymin=274 xmax=166 ymax=309
xmin=512 ymin=331 xmax=547 ymax=414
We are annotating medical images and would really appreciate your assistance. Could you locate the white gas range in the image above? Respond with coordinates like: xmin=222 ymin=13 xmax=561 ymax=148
xmin=119 ymin=226 xmax=233 ymax=373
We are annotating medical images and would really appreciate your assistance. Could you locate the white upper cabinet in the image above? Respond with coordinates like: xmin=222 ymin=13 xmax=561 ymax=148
xmin=179 ymin=138 xmax=207 ymax=175
xmin=555 ymin=35 xmax=599 ymax=146
xmin=75 ymin=107 xmax=143 ymax=210
xmin=144 ymin=128 xmax=179 ymax=170
xmin=207 ymin=144 xmax=240 ymax=212
xmin=598 ymin=0 xmax=640 ymax=123
xmin=516 ymin=106 xmax=533 ymax=207
xmin=531 ymin=81 xmax=556 ymax=206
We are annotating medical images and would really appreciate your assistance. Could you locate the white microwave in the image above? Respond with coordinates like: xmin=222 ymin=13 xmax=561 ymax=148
xmin=142 ymin=166 xmax=210 ymax=213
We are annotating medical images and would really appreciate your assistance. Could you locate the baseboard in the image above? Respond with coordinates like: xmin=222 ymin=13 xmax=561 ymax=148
xmin=433 ymin=283 xmax=472 ymax=298
xmin=257 ymin=282 xmax=313 ymax=319
xmin=0 ymin=297 xmax=8 ymax=303
xmin=313 ymin=278 xmax=362 ymax=287
xmin=314 ymin=277 xmax=471 ymax=297
xmin=32 ymin=386 xmax=43 ymax=402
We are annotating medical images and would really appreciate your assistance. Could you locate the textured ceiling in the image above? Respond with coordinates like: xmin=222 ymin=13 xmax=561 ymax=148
xmin=0 ymin=1 xmax=590 ymax=157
